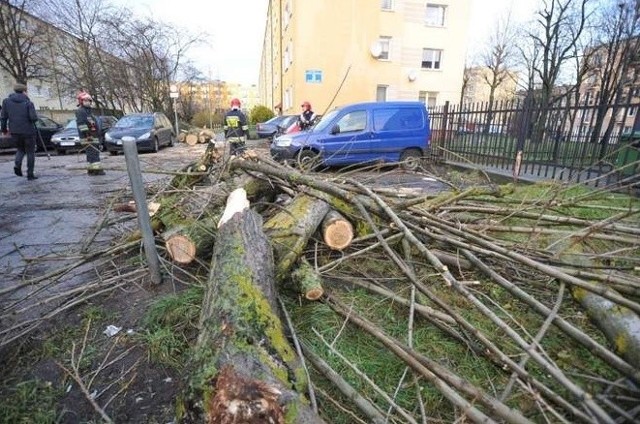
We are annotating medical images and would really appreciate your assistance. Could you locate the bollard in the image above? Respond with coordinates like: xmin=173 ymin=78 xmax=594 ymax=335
xmin=122 ymin=139 xmax=162 ymax=285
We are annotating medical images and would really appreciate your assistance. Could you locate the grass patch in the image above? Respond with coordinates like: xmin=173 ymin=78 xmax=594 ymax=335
xmin=138 ymin=286 xmax=203 ymax=368
xmin=0 ymin=379 xmax=63 ymax=424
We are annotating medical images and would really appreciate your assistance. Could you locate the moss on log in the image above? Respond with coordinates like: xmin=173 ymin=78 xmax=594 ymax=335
xmin=187 ymin=198 xmax=323 ymax=423
xmin=555 ymin=240 xmax=640 ymax=369
xmin=263 ymin=194 xmax=330 ymax=281
xmin=291 ymin=258 xmax=324 ymax=300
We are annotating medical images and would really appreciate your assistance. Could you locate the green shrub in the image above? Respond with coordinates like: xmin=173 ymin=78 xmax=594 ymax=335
xmin=249 ymin=105 xmax=274 ymax=125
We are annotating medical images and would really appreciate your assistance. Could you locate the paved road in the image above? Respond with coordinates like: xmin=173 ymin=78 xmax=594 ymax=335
xmin=0 ymin=143 xmax=211 ymax=345
xmin=0 ymin=140 xmax=448 ymax=345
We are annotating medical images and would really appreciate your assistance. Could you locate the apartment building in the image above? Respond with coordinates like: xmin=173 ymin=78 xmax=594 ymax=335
xmin=577 ymin=39 xmax=640 ymax=137
xmin=260 ymin=0 xmax=471 ymax=116
xmin=462 ymin=66 xmax=519 ymax=105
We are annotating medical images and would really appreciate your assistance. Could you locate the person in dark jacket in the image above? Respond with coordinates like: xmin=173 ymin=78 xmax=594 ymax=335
xmin=75 ymin=91 xmax=104 ymax=175
xmin=1 ymin=83 xmax=39 ymax=180
xmin=223 ymin=98 xmax=249 ymax=156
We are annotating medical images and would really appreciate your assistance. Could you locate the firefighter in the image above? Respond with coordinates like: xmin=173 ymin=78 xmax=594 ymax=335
xmin=224 ymin=98 xmax=249 ymax=156
xmin=298 ymin=101 xmax=317 ymax=131
xmin=75 ymin=91 xmax=104 ymax=175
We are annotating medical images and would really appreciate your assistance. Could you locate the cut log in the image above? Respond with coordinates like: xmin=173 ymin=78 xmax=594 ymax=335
xmin=190 ymin=189 xmax=324 ymax=423
xmin=159 ymin=176 xmax=277 ymax=264
xmin=321 ymin=210 xmax=354 ymax=251
xmin=178 ymin=132 xmax=186 ymax=143
xmin=163 ymin=217 xmax=218 ymax=265
xmin=263 ymin=194 xmax=331 ymax=281
xmin=185 ymin=133 xmax=198 ymax=146
xmin=291 ymin=258 xmax=324 ymax=300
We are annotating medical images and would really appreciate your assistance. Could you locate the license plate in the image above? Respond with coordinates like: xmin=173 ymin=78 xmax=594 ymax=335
xmin=116 ymin=140 xmax=122 ymax=145
xmin=60 ymin=141 xmax=76 ymax=146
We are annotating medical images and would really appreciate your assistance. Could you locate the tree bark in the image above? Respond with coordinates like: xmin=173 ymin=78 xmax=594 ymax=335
xmin=263 ymin=194 xmax=331 ymax=282
xmin=190 ymin=189 xmax=324 ymax=423
xmin=291 ymin=258 xmax=324 ymax=300
xmin=554 ymin=241 xmax=640 ymax=370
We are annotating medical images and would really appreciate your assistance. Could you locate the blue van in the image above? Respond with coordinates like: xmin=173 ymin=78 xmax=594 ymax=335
xmin=270 ymin=101 xmax=430 ymax=170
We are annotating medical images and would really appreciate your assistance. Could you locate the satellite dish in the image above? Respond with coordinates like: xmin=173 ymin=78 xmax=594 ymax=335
xmin=369 ymin=42 xmax=382 ymax=58
xmin=408 ymin=70 xmax=418 ymax=82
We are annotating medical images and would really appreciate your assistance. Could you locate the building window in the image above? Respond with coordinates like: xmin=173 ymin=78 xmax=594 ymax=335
xmin=283 ymin=41 xmax=293 ymax=70
xmin=381 ymin=0 xmax=394 ymax=10
xmin=418 ymin=91 xmax=427 ymax=104
xmin=284 ymin=1 xmax=292 ymax=28
xmin=379 ymin=36 xmax=391 ymax=60
xmin=284 ymin=87 xmax=293 ymax=110
xmin=427 ymin=92 xmax=438 ymax=108
xmin=305 ymin=70 xmax=323 ymax=83
xmin=628 ymin=106 xmax=636 ymax=117
xmin=376 ymin=85 xmax=388 ymax=101
xmin=425 ymin=4 xmax=446 ymax=26
xmin=421 ymin=48 xmax=442 ymax=69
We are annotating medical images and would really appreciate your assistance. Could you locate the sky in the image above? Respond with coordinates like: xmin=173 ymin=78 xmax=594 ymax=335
xmin=108 ymin=0 xmax=542 ymax=85
xmin=108 ymin=0 xmax=270 ymax=85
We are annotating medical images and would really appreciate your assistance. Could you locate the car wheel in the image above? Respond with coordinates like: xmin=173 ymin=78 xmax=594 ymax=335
xmin=297 ymin=150 xmax=320 ymax=172
xmin=152 ymin=137 xmax=159 ymax=153
xmin=400 ymin=149 xmax=422 ymax=171
xmin=168 ymin=134 xmax=174 ymax=147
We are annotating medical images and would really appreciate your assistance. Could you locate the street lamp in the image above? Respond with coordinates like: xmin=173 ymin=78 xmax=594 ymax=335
xmin=169 ymin=84 xmax=179 ymax=136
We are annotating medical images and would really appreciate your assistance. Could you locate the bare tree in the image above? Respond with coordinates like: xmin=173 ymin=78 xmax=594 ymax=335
xmin=584 ymin=0 xmax=640 ymax=152
xmin=103 ymin=13 xmax=203 ymax=115
xmin=517 ymin=0 xmax=595 ymax=142
xmin=0 ymin=0 xmax=51 ymax=84
xmin=480 ymin=12 xmax=517 ymax=132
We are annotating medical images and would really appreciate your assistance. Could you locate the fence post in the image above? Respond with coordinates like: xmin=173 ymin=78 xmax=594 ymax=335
xmin=123 ymin=139 xmax=163 ymax=285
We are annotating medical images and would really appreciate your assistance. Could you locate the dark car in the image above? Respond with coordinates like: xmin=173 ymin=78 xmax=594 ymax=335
xmin=0 ymin=115 xmax=62 ymax=152
xmin=51 ymin=115 xmax=118 ymax=154
xmin=256 ymin=114 xmax=297 ymax=139
xmin=105 ymin=112 xmax=174 ymax=154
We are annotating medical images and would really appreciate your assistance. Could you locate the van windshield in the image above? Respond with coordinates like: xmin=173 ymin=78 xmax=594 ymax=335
xmin=312 ymin=109 xmax=339 ymax=132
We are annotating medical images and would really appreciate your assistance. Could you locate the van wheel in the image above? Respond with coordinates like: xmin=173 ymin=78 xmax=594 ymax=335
xmin=297 ymin=150 xmax=320 ymax=171
xmin=400 ymin=149 xmax=422 ymax=171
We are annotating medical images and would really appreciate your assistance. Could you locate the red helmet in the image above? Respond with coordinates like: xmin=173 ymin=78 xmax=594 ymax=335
xmin=301 ymin=101 xmax=311 ymax=109
xmin=77 ymin=91 xmax=93 ymax=104
xmin=230 ymin=98 xmax=241 ymax=108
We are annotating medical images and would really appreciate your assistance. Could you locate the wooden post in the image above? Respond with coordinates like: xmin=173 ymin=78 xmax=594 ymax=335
xmin=123 ymin=139 xmax=162 ymax=285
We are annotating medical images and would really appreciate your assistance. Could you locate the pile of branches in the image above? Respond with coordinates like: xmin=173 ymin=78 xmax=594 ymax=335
xmin=2 ymin=140 xmax=639 ymax=423
xmin=144 ymin=143 xmax=640 ymax=423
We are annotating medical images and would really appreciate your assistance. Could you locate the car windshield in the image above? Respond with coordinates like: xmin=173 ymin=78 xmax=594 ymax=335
xmin=115 ymin=115 xmax=153 ymax=128
xmin=312 ymin=109 xmax=338 ymax=132
xmin=65 ymin=119 xmax=77 ymax=129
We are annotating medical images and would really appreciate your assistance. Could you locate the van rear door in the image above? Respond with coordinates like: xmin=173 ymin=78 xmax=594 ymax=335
xmin=370 ymin=106 xmax=428 ymax=162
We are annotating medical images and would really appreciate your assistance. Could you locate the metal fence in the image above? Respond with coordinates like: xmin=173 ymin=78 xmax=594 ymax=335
xmin=429 ymin=95 xmax=640 ymax=189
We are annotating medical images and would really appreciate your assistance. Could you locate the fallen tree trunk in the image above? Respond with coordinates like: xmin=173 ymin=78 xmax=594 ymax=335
xmin=555 ymin=241 xmax=640 ymax=370
xmin=187 ymin=189 xmax=324 ymax=423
